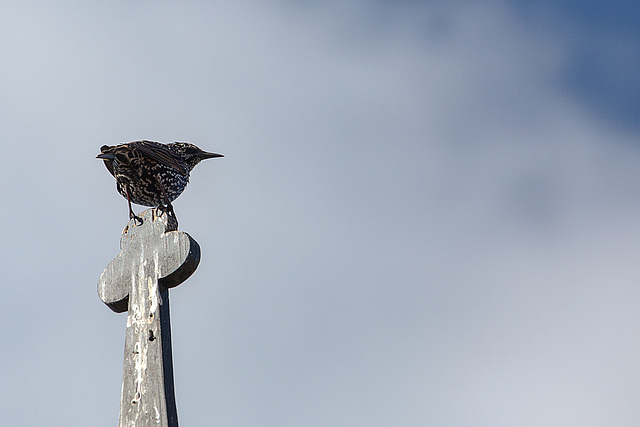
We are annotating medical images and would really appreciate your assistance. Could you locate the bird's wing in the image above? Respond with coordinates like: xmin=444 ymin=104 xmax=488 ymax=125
xmin=131 ymin=140 xmax=188 ymax=175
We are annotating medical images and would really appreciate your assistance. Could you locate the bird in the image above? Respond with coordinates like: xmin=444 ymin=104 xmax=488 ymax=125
xmin=97 ymin=140 xmax=223 ymax=224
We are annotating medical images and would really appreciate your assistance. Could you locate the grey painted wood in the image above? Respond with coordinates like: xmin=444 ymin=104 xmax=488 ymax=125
xmin=98 ymin=208 xmax=200 ymax=427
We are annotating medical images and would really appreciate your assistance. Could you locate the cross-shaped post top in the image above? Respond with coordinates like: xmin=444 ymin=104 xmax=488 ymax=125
xmin=98 ymin=208 xmax=200 ymax=427
xmin=98 ymin=209 xmax=200 ymax=313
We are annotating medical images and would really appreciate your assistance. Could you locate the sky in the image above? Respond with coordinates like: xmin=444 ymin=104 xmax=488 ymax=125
xmin=1 ymin=1 xmax=639 ymax=425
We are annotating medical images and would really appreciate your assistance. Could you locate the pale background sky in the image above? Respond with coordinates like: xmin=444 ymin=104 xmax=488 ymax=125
xmin=1 ymin=1 xmax=639 ymax=426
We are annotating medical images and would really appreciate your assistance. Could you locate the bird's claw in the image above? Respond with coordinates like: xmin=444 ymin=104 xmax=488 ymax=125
xmin=158 ymin=203 xmax=177 ymax=220
xmin=156 ymin=204 xmax=178 ymax=228
xmin=130 ymin=214 xmax=143 ymax=225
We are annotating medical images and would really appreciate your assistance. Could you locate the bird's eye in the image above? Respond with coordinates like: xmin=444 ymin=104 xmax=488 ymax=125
xmin=115 ymin=153 xmax=129 ymax=164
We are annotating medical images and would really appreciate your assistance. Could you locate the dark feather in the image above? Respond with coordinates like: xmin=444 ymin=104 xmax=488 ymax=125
xmin=131 ymin=140 xmax=188 ymax=176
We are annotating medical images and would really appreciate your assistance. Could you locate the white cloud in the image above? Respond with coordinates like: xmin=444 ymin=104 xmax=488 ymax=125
xmin=0 ymin=1 xmax=639 ymax=426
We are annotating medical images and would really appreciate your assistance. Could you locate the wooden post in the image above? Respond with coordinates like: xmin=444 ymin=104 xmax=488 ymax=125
xmin=98 ymin=208 xmax=200 ymax=427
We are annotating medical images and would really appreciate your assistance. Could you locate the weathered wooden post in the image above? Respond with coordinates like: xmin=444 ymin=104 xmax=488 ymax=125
xmin=98 ymin=208 xmax=200 ymax=427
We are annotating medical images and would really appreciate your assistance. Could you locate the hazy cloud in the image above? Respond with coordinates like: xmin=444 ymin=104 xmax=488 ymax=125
xmin=1 ymin=1 xmax=639 ymax=426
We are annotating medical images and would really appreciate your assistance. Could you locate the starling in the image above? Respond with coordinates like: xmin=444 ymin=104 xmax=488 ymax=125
xmin=97 ymin=140 xmax=223 ymax=224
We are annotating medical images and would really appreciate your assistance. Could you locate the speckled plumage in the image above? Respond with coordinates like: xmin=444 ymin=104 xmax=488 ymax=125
xmin=97 ymin=140 xmax=223 ymax=223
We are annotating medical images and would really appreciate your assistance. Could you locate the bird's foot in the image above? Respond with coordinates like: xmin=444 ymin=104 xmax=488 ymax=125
xmin=129 ymin=212 xmax=143 ymax=225
xmin=158 ymin=203 xmax=178 ymax=226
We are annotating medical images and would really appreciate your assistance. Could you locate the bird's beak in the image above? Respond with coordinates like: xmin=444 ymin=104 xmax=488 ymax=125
xmin=96 ymin=153 xmax=115 ymax=160
xmin=198 ymin=151 xmax=224 ymax=159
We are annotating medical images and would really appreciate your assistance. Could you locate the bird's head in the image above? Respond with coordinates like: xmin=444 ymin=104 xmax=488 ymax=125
xmin=169 ymin=142 xmax=224 ymax=171
xmin=96 ymin=145 xmax=118 ymax=175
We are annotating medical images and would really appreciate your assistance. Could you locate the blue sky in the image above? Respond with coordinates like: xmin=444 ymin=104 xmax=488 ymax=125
xmin=1 ymin=1 xmax=639 ymax=426
xmin=514 ymin=0 xmax=640 ymax=128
